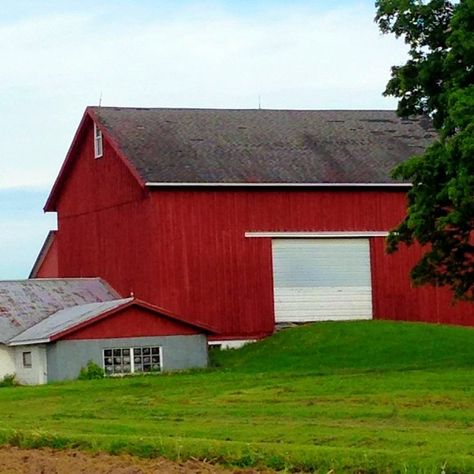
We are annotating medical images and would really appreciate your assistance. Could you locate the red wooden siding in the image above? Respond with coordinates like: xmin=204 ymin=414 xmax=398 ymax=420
xmin=35 ymin=234 xmax=59 ymax=278
xmin=55 ymin=120 xmax=155 ymax=297
xmin=51 ymin=120 xmax=474 ymax=339
xmin=370 ymin=239 xmax=474 ymax=326
xmin=62 ymin=306 xmax=200 ymax=340
xmin=56 ymin=120 xmax=145 ymax=217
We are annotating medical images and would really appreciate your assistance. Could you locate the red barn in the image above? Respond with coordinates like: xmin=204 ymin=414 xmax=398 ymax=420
xmin=29 ymin=231 xmax=58 ymax=278
xmin=37 ymin=107 xmax=474 ymax=343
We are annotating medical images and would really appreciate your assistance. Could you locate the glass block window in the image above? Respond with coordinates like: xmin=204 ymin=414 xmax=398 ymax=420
xmin=103 ymin=347 xmax=161 ymax=376
xmin=133 ymin=346 xmax=161 ymax=373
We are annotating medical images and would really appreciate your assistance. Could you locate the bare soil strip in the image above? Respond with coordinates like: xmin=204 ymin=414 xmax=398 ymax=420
xmin=0 ymin=447 xmax=275 ymax=474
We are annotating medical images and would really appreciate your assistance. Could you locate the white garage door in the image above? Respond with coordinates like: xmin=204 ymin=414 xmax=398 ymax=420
xmin=272 ymin=238 xmax=373 ymax=322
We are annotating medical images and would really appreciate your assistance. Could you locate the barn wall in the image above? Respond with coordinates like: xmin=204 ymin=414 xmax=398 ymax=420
xmin=35 ymin=234 xmax=59 ymax=278
xmin=47 ymin=335 xmax=208 ymax=382
xmin=143 ymin=189 xmax=473 ymax=334
xmin=52 ymin=125 xmax=474 ymax=337
xmin=370 ymin=239 xmax=474 ymax=325
xmin=62 ymin=306 xmax=200 ymax=340
xmin=56 ymin=120 xmax=154 ymax=298
xmin=56 ymin=179 xmax=474 ymax=339
xmin=142 ymin=189 xmax=399 ymax=337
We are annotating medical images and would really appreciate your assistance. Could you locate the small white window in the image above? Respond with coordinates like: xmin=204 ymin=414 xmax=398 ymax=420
xmin=23 ymin=351 xmax=32 ymax=368
xmin=94 ymin=123 xmax=103 ymax=159
xmin=103 ymin=346 xmax=162 ymax=375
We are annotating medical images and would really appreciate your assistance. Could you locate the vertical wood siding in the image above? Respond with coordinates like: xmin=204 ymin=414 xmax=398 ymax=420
xmin=35 ymin=235 xmax=59 ymax=278
xmin=62 ymin=307 xmax=200 ymax=340
xmin=53 ymin=122 xmax=474 ymax=338
xmin=370 ymin=239 xmax=474 ymax=326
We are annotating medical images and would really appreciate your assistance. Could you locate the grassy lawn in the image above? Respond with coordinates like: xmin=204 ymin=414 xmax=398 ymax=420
xmin=0 ymin=321 xmax=473 ymax=472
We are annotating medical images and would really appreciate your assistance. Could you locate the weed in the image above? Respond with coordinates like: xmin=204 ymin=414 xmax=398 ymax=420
xmin=0 ymin=374 xmax=18 ymax=388
xmin=78 ymin=361 xmax=104 ymax=380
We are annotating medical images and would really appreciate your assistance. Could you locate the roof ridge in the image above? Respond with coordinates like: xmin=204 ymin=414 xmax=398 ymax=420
xmin=89 ymin=106 xmax=398 ymax=113
xmin=1 ymin=277 xmax=104 ymax=283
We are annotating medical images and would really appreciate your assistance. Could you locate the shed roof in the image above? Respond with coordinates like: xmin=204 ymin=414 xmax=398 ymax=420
xmin=0 ymin=279 xmax=119 ymax=343
xmin=8 ymin=297 xmax=214 ymax=345
xmin=91 ymin=107 xmax=436 ymax=185
xmin=8 ymin=298 xmax=133 ymax=345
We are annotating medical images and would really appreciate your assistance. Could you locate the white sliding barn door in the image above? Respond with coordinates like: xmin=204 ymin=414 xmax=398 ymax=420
xmin=272 ymin=239 xmax=373 ymax=322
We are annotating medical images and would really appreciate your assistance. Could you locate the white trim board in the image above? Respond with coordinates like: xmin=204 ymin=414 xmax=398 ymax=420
xmin=245 ymin=231 xmax=389 ymax=238
xmin=146 ymin=182 xmax=411 ymax=188
xmin=8 ymin=338 xmax=50 ymax=346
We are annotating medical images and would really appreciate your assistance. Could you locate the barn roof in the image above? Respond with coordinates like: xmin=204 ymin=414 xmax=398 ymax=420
xmin=91 ymin=107 xmax=435 ymax=185
xmin=0 ymin=279 xmax=119 ymax=344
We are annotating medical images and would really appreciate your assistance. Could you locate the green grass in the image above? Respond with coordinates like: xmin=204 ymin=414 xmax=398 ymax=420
xmin=0 ymin=320 xmax=473 ymax=472
xmin=212 ymin=320 xmax=474 ymax=373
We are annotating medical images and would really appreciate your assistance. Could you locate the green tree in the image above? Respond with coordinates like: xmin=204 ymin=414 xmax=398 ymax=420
xmin=375 ymin=0 xmax=474 ymax=300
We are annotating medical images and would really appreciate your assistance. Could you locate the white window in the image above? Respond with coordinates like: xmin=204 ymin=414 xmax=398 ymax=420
xmin=22 ymin=351 xmax=32 ymax=368
xmin=103 ymin=346 xmax=162 ymax=375
xmin=94 ymin=123 xmax=103 ymax=159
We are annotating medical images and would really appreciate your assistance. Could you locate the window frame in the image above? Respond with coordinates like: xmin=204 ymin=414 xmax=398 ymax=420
xmin=22 ymin=351 xmax=32 ymax=368
xmin=102 ymin=346 xmax=162 ymax=376
xmin=94 ymin=123 xmax=103 ymax=159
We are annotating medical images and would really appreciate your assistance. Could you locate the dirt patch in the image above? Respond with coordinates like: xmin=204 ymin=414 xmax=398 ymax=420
xmin=0 ymin=447 xmax=275 ymax=474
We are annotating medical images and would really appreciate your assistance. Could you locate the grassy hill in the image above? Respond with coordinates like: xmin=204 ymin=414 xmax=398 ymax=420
xmin=212 ymin=320 xmax=474 ymax=373
xmin=0 ymin=320 xmax=473 ymax=473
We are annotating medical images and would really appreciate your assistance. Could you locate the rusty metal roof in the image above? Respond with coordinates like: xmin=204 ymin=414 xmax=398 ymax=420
xmin=0 ymin=279 xmax=119 ymax=344
xmin=92 ymin=107 xmax=436 ymax=185
xmin=8 ymin=298 xmax=132 ymax=345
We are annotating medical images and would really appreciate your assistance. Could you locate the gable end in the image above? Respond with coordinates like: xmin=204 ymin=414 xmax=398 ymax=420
xmin=44 ymin=108 xmax=146 ymax=212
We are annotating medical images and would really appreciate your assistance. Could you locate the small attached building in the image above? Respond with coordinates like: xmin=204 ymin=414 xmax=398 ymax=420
xmin=0 ymin=279 xmax=210 ymax=384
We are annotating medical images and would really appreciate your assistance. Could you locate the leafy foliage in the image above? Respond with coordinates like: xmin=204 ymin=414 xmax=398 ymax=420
xmin=0 ymin=374 xmax=18 ymax=388
xmin=78 ymin=361 xmax=105 ymax=380
xmin=375 ymin=0 xmax=474 ymax=299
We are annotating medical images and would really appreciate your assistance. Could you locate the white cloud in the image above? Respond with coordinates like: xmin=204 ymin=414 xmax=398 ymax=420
xmin=0 ymin=2 xmax=407 ymax=189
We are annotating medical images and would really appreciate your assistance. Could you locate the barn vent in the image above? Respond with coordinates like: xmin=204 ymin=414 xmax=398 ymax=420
xmin=94 ymin=123 xmax=103 ymax=159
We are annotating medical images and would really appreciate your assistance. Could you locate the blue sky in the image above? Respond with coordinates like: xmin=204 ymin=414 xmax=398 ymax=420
xmin=0 ymin=189 xmax=56 ymax=279
xmin=0 ymin=0 xmax=407 ymax=279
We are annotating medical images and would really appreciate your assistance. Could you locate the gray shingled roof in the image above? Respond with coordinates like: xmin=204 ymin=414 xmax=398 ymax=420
xmin=8 ymin=298 xmax=132 ymax=345
xmin=92 ymin=107 xmax=436 ymax=184
xmin=0 ymin=279 xmax=119 ymax=344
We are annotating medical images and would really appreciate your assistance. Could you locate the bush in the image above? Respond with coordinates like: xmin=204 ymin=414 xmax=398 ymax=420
xmin=78 ymin=361 xmax=105 ymax=380
xmin=0 ymin=374 xmax=18 ymax=388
